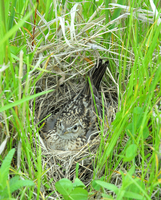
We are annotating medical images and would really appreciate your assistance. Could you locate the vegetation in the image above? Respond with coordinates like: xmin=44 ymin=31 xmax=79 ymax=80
xmin=0 ymin=149 xmax=34 ymax=199
xmin=0 ymin=0 xmax=161 ymax=199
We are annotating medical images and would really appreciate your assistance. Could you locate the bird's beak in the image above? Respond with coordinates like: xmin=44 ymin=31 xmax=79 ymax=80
xmin=62 ymin=129 xmax=68 ymax=134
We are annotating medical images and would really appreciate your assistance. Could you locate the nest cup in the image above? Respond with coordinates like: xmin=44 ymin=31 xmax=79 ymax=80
xmin=32 ymin=58 xmax=118 ymax=193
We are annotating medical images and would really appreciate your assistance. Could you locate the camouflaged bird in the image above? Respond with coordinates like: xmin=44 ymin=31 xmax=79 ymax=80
xmin=41 ymin=59 xmax=109 ymax=151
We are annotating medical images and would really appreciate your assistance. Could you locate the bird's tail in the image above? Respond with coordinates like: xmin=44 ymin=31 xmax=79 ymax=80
xmin=83 ymin=59 xmax=109 ymax=95
xmin=92 ymin=59 xmax=109 ymax=91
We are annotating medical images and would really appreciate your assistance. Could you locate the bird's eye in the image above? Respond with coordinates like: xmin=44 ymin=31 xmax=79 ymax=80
xmin=73 ymin=125 xmax=78 ymax=131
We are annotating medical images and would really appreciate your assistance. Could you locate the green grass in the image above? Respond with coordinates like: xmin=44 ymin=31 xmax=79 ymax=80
xmin=0 ymin=0 xmax=161 ymax=199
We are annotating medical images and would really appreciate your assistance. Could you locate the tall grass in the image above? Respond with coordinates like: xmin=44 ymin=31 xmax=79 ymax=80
xmin=0 ymin=0 xmax=161 ymax=199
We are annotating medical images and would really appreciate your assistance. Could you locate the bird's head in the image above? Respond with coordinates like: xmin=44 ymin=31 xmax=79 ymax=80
xmin=56 ymin=117 xmax=85 ymax=140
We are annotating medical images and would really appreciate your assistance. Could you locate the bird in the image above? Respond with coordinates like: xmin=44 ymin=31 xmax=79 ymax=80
xmin=40 ymin=59 xmax=109 ymax=151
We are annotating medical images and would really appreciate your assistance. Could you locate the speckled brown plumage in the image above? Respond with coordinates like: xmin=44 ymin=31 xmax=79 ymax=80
xmin=41 ymin=59 xmax=109 ymax=151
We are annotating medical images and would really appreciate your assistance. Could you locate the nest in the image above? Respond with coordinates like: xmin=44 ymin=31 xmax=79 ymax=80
xmin=31 ymin=59 xmax=118 ymax=196
xmin=24 ymin=3 xmax=120 ymax=197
